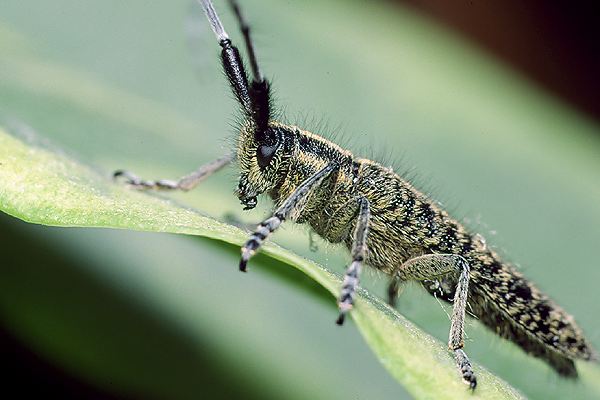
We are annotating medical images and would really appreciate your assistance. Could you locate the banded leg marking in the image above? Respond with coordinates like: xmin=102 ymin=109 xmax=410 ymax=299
xmin=336 ymin=197 xmax=370 ymax=325
xmin=389 ymin=254 xmax=476 ymax=389
xmin=239 ymin=163 xmax=338 ymax=272
xmin=113 ymin=153 xmax=233 ymax=191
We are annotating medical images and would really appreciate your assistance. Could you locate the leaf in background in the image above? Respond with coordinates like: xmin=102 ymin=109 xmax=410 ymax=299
xmin=0 ymin=127 xmax=529 ymax=399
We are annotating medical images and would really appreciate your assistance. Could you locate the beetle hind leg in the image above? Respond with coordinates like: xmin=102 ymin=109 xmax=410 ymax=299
xmin=390 ymin=254 xmax=476 ymax=389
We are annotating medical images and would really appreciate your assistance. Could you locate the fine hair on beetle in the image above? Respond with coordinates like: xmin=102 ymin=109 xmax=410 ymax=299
xmin=113 ymin=0 xmax=597 ymax=391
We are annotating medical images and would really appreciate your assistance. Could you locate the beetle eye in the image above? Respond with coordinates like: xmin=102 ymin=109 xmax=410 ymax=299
xmin=257 ymin=143 xmax=278 ymax=168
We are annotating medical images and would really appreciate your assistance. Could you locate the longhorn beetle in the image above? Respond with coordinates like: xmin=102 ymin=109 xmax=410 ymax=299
xmin=114 ymin=0 xmax=596 ymax=389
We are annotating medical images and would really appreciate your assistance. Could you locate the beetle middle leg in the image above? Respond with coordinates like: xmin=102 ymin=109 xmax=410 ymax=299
xmin=336 ymin=197 xmax=370 ymax=325
xmin=388 ymin=254 xmax=476 ymax=389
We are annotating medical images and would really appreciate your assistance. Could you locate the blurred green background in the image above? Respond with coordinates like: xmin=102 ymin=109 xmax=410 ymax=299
xmin=1 ymin=0 xmax=599 ymax=399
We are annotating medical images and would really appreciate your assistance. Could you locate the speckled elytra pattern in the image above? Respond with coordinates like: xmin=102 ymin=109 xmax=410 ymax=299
xmin=118 ymin=0 xmax=596 ymax=389
xmin=236 ymin=121 xmax=595 ymax=378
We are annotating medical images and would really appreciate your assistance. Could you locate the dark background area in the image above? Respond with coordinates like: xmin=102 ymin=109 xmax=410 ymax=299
xmin=400 ymin=0 xmax=600 ymax=123
xmin=1 ymin=326 xmax=114 ymax=399
xmin=2 ymin=1 xmax=599 ymax=398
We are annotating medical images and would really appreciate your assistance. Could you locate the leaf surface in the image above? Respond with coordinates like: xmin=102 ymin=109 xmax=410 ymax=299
xmin=0 ymin=128 xmax=525 ymax=399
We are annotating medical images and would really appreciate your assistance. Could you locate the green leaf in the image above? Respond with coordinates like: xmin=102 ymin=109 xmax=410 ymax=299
xmin=0 ymin=128 xmax=525 ymax=399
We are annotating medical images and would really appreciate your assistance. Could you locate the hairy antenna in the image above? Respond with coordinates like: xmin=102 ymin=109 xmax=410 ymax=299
xmin=198 ymin=0 xmax=271 ymax=134
xmin=198 ymin=0 xmax=252 ymax=117
xmin=228 ymin=0 xmax=271 ymax=133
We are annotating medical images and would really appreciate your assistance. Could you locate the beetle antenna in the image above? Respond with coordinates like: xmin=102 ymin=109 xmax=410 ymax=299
xmin=198 ymin=0 xmax=272 ymax=134
xmin=228 ymin=0 xmax=262 ymax=82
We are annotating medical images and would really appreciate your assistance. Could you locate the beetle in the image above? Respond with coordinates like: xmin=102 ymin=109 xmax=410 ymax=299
xmin=114 ymin=0 xmax=596 ymax=389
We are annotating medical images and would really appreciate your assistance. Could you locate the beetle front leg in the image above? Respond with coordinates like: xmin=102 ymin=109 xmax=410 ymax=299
xmin=114 ymin=153 xmax=233 ymax=191
xmin=239 ymin=163 xmax=338 ymax=271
